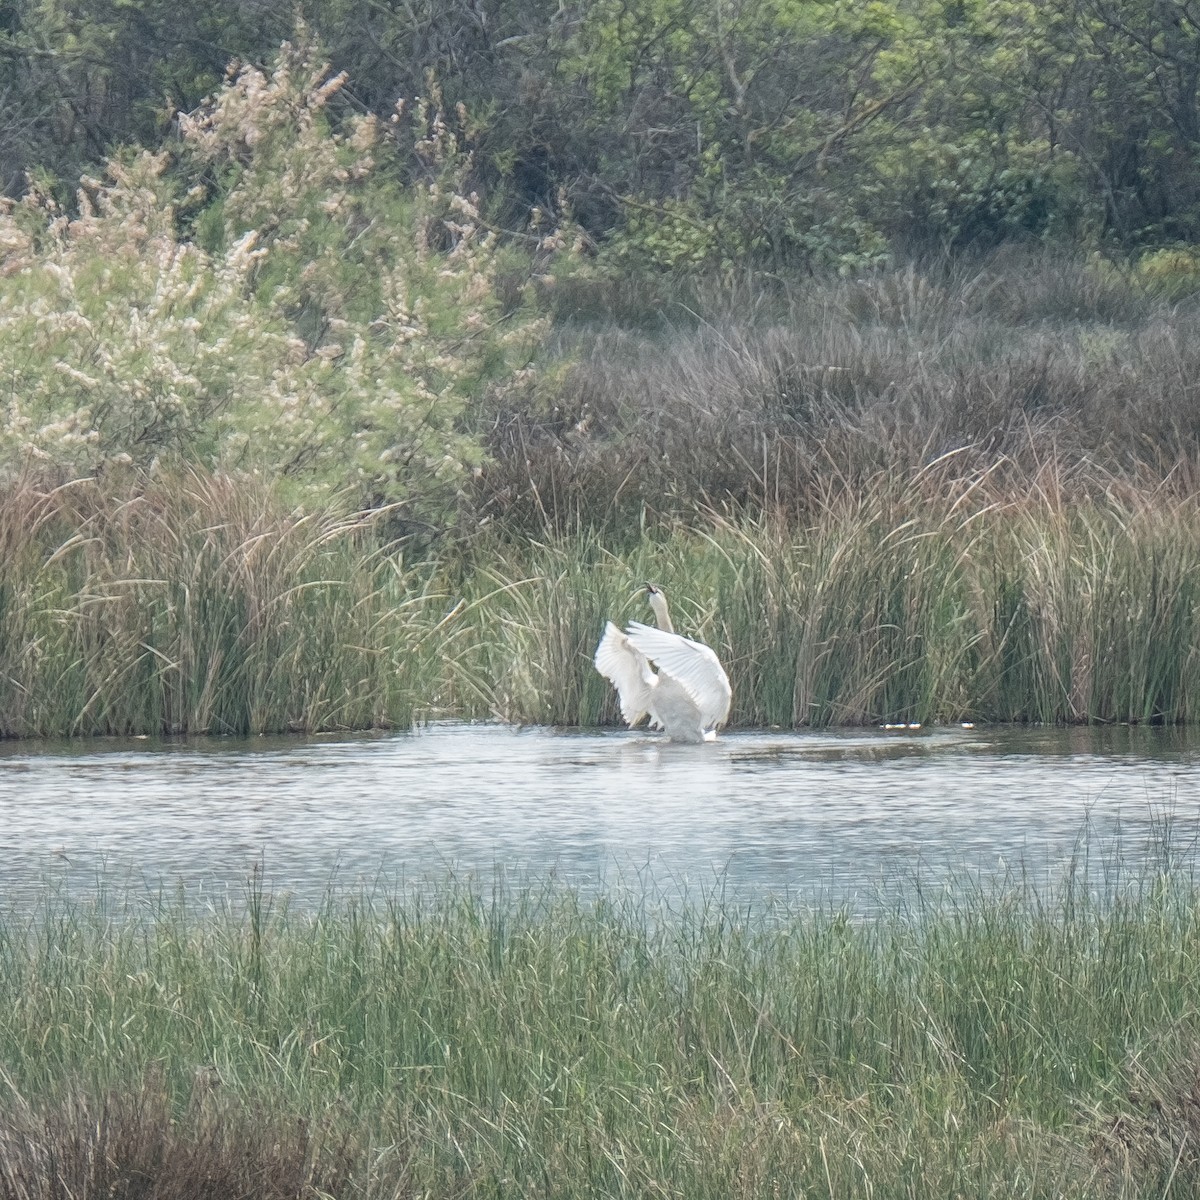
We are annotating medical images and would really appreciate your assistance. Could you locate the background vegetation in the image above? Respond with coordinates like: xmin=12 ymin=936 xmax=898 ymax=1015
xmin=5 ymin=11 xmax=1200 ymax=735
xmin=11 ymin=0 xmax=1200 ymax=268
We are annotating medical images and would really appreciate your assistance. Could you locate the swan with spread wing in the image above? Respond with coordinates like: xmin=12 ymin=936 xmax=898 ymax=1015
xmin=593 ymin=584 xmax=732 ymax=743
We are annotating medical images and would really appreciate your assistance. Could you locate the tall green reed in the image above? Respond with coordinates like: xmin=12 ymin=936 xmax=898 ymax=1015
xmin=7 ymin=464 xmax=1200 ymax=736
xmin=0 ymin=473 xmax=450 ymax=736
xmin=3 ymin=869 xmax=1200 ymax=1196
xmin=466 ymin=470 xmax=1200 ymax=728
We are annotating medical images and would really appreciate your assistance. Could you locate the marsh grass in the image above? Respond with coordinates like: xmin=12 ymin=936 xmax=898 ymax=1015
xmin=4 ymin=869 xmax=1200 ymax=1196
xmin=10 ymin=258 xmax=1200 ymax=735
xmin=0 ymin=474 xmax=451 ymax=737
xmin=468 ymin=472 xmax=1200 ymax=728
xmin=481 ymin=254 xmax=1200 ymax=530
xmin=7 ymin=465 xmax=1200 ymax=733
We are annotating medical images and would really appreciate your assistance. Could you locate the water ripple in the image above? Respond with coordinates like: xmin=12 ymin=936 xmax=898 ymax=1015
xmin=1 ymin=723 xmax=1198 ymax=911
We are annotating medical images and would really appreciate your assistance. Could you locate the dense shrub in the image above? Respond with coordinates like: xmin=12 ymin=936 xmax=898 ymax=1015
xmin=0 ymin=39 xmax=546 ymax=531
xmin=8 ymin=0 xmax=1200 ymax=265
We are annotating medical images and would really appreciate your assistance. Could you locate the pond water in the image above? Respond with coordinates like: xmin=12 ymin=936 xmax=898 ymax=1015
xmin=1 ymin=722 xmax=1199 ymax=913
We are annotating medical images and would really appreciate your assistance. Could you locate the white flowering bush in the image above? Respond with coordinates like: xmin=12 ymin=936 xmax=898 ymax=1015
xmin=0 ymin=38 xmax=545 ymax=529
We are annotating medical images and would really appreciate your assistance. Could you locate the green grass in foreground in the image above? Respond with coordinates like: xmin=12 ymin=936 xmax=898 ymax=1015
xmin=2 ymin=871 xmax=1200 ymax=1196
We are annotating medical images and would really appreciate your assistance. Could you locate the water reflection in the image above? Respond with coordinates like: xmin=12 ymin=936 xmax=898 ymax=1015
xmin=0 ymin=723 xmax=1198 ymax=912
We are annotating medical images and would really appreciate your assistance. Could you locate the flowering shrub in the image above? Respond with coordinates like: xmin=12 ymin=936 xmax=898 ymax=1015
xmin=0 ymin=38 xmax=545 ymax=529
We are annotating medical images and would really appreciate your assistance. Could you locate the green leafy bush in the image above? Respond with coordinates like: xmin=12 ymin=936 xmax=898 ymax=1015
xmin=0 ymin=38 xmax=546 ymax=531
xmin=1132 ymin=247 xmax=1200 ymax=301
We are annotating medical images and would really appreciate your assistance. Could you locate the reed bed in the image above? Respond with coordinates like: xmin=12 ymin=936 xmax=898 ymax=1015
xmin=450 ymin=259 xmax=1200 ymax=731
xmin=1 ymin=870 xmax=1200 ymax=1196
xmin=468 ymin=470 xmax=1200 ymax=729
xmin=482 ymin=255 xmax=1200 ymax=531
xmin=7 ymin=465 xmax=1200 ymax=734
xmin=0 ymin=474 xmax=453 ymax=737
xmin=6 ymin=258 xmax=1200 ymax=735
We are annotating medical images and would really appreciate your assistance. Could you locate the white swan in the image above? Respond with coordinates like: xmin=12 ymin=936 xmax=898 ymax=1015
xmin=593 ymin=583 xmax=732 ymax=743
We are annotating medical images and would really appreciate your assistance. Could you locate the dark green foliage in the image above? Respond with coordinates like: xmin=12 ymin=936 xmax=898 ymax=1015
xmin=8 ymin=0 xmax=1200 ymax=264
xmin=0 ymin=0 xmax=292 ymax=193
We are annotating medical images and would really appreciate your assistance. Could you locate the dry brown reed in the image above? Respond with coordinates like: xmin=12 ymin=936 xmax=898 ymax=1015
xmin=0 ymin=1074 xmax=363 ymax=1200
xmin=479 ymin=254 xmax=1200 ymax=531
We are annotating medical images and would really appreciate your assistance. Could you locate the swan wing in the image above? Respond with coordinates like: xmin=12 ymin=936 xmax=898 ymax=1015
xmin=593 ymin=621 xmax=657 ymax=726
xmin=624 ymin=621 xmax=732 ymax=731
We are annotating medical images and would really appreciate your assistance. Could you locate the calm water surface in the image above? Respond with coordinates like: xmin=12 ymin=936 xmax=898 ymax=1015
xmin=1 ymin=723 xmax=1199 ymax=911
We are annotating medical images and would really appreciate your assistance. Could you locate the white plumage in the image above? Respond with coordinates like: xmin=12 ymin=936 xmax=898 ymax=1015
xmin=593 ymin=584 xmax=732 ymax=743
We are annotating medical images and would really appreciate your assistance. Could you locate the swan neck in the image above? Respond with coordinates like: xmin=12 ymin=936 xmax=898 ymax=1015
xmin=648 ymin=590 xmax=674 ymax=633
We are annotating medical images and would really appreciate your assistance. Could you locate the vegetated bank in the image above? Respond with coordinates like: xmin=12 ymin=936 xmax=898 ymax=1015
xmin=0 ymin=866 xmax=1199 ymax=1198
xmin=7 ymin=42 xmax=1200 ymax=737
xmin=8 ymin=467 xmax=1200 ymax=736
xmin=9 ymin=260 xmax=1200 ymax=735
